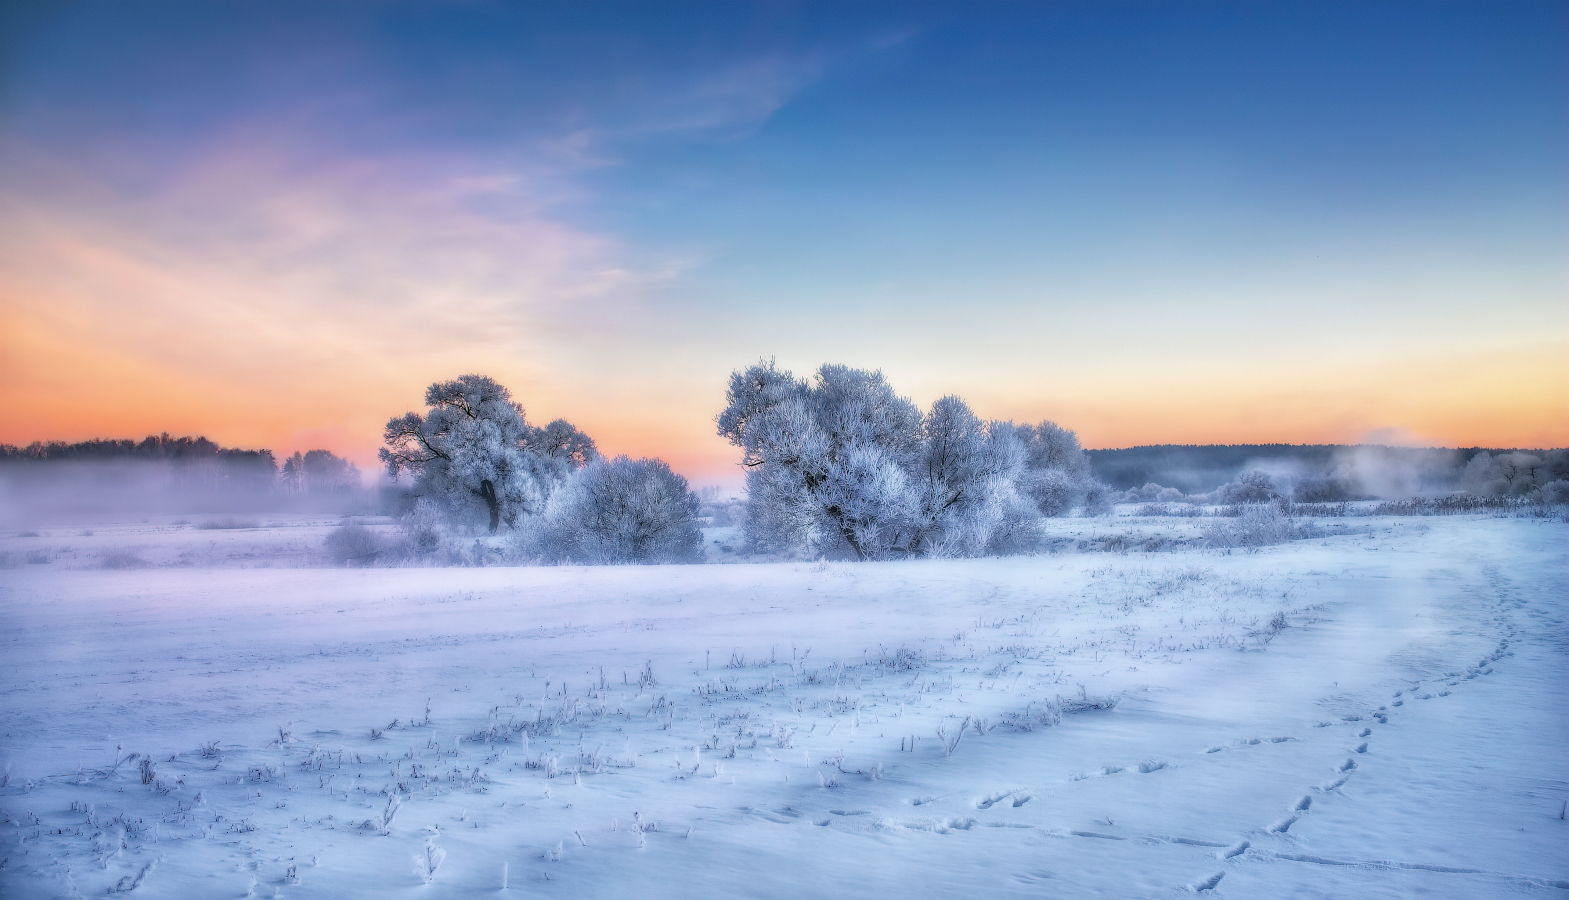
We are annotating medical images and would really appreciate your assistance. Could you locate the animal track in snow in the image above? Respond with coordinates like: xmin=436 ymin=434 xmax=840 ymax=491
xmin=1137 ymin=760 xmax=1168 ymax=774
xmin=1268 ymin=815 xmax=1299 ymax=833
xmin=1011 ymin=795 xmax=1031 ymax=808
xmin=975 ymin=792 xmax=1012 ymax=810
xmin=1354 ymin=742 xmax=1368 ymax=754
xmin=1357 ymin=728 xmax=1371 ymax=737
xmin=1164 ymin=836 xmax=1226 ymax=848
xmin=1318 ymin=775 xmax=1350 ymax=791
xmin=1292 ymin=796 xmax=1312 ymax=811
xmin=1337 ymin=758 xmax=1358 ymax=772
xmin=1073 ymin=764 xmax=1126 ymax=778
xmin=1189 ymin=871 xmax=1225 ymax=892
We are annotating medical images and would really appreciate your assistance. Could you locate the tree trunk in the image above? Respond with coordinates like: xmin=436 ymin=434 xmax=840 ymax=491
xmin=477 ymin=479 xmax=500 ymax=533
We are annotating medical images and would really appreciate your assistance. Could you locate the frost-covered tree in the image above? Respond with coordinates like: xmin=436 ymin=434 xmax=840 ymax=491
xmin=718 ymin=361 xmax=925 ymax=560
xmin=909 ymin=398 xmax=1041 ymax=556
xmin=539 ymin=456 xmax=702 ymax=564
xmin=523 ymin=419 xmax=599 ymax=475
xmin=1461 ymin=450 xmax=1547 ymax=497
xmin=1013 ymin=420 xmax=1099 ymax=516
xmin=719 ymin=362 xmax=1064 ymax=559
xmin=379 ymin=375 xmax=591 ymax=533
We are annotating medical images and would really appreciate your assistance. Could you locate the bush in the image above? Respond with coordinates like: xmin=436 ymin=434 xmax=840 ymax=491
xmin=1292 ymin=472 xmax=1354 ymax=503
xmin=1218 ymin=470 xmax=1278 ymax=504
xmin=1201 ymin=504 xmax=1317 ymax=549
xmin=323 ymin=522 xmax=380 ymax=566
xmin=539 ymin=456 xmax=703 ymax=564
xmin=1082 ymin=480 xmax=1116 ymax=516
xmin=1536 ymin=479 xmax=1569 ymax=506
xmin=101 ymin=550 xmax=150 ymax=569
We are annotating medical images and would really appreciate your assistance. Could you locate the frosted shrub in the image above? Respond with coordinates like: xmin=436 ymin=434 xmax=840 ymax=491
xmin=1292 ymin=471 xmax=1354 ymax=503
xmin=1082 ymin=480 xmax=1116 ymax=516
xmin=538 ymin=456 xmax=703 ymax=564
xmin=1201 ymin=504 xmax=1316 ymax=549
xmin=368 ymin=793 xmax=400 ymax=835
xmin=101 ymin=550 xmax=149 ymax=570
xmin=1012 ymin=420 xmax=1105 ymax=516
xmin=1537 ymin=479 xmax=1569 ymax=506
xmin=396 ymin=498 xmax=451 ymax=557
xmin=413 ymin=837 xmax=445 ymax=884
xmin=1218 ymin=470 xmax=1279 ymax=504
xmin=323 ymin=522 xmax=379 ymax=566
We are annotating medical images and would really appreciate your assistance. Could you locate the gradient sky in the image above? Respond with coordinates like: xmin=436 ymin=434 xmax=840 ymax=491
xmin=1 ymin=1 xmax=1564 ymax=488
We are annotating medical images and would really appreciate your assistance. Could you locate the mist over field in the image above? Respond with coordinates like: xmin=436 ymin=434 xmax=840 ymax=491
xmin=3 ymin=1 xmax=1566 ymax=898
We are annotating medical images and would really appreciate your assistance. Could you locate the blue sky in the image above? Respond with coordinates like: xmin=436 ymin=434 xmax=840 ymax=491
xmin=1 ymin=1 xmax=1563 ymax=483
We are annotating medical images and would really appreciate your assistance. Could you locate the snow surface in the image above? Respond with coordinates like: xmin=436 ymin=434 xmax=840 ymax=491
xmin=1 ymin=514 xmax=1565 ymax=898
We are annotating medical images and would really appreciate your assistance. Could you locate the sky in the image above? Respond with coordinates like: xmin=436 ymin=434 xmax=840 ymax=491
xmin=1 ymin=0 xmax=1564 ymax=488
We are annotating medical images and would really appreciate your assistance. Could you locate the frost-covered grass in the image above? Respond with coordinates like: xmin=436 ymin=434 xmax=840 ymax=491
xmin=0 ymin=514 xmax=1564 ymax=898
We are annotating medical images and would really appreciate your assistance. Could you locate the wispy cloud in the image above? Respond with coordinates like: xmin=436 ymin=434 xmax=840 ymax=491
xmin=0 ymin=122 xmax=690 ymax=457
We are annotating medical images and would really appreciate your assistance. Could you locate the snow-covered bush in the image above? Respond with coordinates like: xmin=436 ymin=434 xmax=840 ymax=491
xmin=537 ymin=456 xmax=703 ymax=564
xmin=413 ymin=836 xmax=445 ymax=885
xmin=1123 ymin=482 xmax=1186 ymax=503
xmin=1201 ymin=504 xmax=1316 ymax=549
xmin=1082 ymin=480 xmax=1116 ymax=516
xmin=323 ymin=522 xmax=379 ymax=566
xmin=1217 ymin=470 xmax=1279 ymax=504
xmin=1013 ymin=421 xmax=1100 ymax=516
xmin=379 ymin=375 xmax=595 ymax=534
xmin=1291 ymin=471 xmax=1355 ymax=502
xmin=1536 ymin=479 xmax=1569 ymax=506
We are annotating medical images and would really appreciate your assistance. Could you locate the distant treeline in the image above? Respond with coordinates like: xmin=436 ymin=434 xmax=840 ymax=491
xmin=0 ymin=433 xmax=273 ymax=464
xmin=1086 ymin=444 xmax=1529 ymax=494
xmin=0 ymin=434 xmax=364 ymax=519
xmin=0 ymin=434 xmax=277 ymax=489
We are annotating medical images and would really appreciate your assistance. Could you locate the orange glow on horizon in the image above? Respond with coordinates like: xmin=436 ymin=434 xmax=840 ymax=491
xmin=3 ymin=142 xmax=1562 ymax=491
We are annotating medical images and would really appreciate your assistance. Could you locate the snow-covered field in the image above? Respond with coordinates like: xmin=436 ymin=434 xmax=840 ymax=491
xmin=1 ymin=514 xmax=1565 ymax=898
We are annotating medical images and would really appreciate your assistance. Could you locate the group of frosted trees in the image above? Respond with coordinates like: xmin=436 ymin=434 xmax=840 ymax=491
xmin=380 ymin=375 xmax=701 ymax=563
xmin=1461 ymin=449 xmax=1569 ymax=502
xmin=380 ymin=365 xmax=1105 ymax=565
xmin=716 ymin=361 xmax=1108 ymax=560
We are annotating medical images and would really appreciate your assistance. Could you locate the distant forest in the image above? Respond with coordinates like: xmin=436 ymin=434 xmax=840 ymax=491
xmin=1086 ymin=444 xmax=1511 ymax=493
xmin=0 ymin=434 xmax=361 ymax=516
